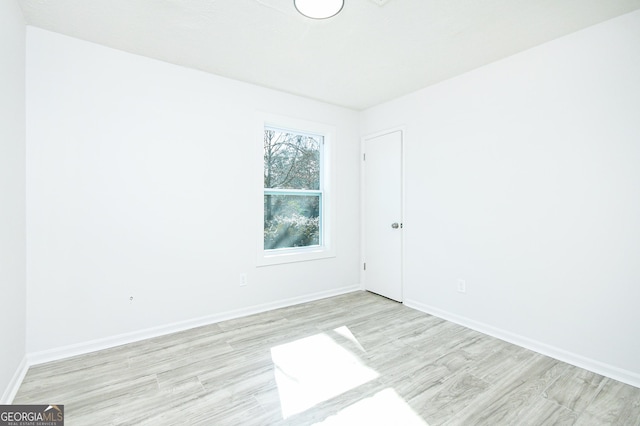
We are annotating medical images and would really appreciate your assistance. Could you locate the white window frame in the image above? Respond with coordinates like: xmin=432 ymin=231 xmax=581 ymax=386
xmin=257 ymin=113 xmax=336 ymax=266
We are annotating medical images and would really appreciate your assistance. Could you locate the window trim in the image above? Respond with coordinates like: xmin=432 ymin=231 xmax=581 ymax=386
xmin=257 ymin=113 xmax=336 ymax=266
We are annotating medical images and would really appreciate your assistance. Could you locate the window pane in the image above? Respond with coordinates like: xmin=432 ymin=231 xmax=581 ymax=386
xmin=264 ymin=129 xmax=321 ymax=190
xmin=264 ymin=194 xmax=320 ymax=249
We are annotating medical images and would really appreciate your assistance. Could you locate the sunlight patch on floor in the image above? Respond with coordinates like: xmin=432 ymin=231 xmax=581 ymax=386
xmin=270 ymin=328 xmax=379 ymax=418
xmin=317 ymin=388 xmax=429 ymax=426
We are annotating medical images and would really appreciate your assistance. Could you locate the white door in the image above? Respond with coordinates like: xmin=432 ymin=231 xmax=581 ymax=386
xmin=363 ymin=130 xmax=403 ymax=302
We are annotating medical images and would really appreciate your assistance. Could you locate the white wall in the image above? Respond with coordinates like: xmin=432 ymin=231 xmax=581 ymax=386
xmin=0 ymin=0 xmax=27 ymax=403
xmin=361 ymin=10 xmax=640 ymax=386
xmin=26 ymin=28 xmax=361 ymax=357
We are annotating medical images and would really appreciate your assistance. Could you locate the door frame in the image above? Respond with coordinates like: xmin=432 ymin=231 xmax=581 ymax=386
xmin=360 ymin=126 xmax=407 ymax=301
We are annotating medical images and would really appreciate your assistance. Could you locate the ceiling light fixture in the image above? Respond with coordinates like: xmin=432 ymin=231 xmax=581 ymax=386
xmin=294 ymin=0 xmax=344 ymax=19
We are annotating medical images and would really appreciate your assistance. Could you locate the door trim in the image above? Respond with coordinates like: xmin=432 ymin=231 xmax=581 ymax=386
xmin=360 ymin=126 xmax=406 ymax=301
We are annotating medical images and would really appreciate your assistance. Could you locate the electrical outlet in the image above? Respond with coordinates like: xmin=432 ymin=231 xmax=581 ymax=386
xmin=457 ymin=279 xmax=466 ymax=294
xmin=240 ymin=273 xmax=248 ymax=287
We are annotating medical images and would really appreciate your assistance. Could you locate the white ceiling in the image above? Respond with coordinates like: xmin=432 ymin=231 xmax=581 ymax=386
xmin=17 ymin=0 xmax=640 ymax=110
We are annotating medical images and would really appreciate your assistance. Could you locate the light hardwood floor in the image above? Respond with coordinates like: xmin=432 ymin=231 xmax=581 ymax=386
xmin=15 ymin=291 xmax=640 ymax=425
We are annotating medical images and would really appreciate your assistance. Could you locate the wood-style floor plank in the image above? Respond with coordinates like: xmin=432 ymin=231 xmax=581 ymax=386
xmin=14 ymin=291 xmax=640 ymax=425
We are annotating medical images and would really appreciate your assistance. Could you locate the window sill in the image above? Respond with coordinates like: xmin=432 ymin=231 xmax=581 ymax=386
xmin=257 ymin=246 xmax=336 ymax=267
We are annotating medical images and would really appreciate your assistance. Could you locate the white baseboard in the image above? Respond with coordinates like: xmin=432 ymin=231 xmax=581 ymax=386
xmin=404 ymin=299 xmax=640 ymax=389
xmin=28 ymin=285 xmax=361 ymax=366
xmin=1 ymin=355 xmax=28 ymax=404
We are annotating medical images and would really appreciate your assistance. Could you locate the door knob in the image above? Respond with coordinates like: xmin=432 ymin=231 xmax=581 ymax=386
xmin=391 ymin=222 xmax=399 ymax=229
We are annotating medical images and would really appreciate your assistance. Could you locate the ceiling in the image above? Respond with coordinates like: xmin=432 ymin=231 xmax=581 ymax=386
xmin=17 ymin=0 xmax=640 ymax=110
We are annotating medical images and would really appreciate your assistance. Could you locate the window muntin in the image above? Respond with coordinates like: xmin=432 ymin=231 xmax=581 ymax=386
xmin=263 ymin=127 xmax=324 ymax=251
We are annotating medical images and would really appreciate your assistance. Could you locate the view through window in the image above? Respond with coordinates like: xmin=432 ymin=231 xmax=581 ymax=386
xmin=263 ymin=127 xmax=323 ymax=251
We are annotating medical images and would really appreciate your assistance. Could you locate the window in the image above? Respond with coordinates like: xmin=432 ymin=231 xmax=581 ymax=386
xmin=258 ymin=116 xmax=335 ymax=265
xmin=264 ymin=127 xmax=322 ymax=249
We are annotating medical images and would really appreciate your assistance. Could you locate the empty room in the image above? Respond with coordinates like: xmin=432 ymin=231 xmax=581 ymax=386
xmin=2 ymin=0 xmax=640 ymax=424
